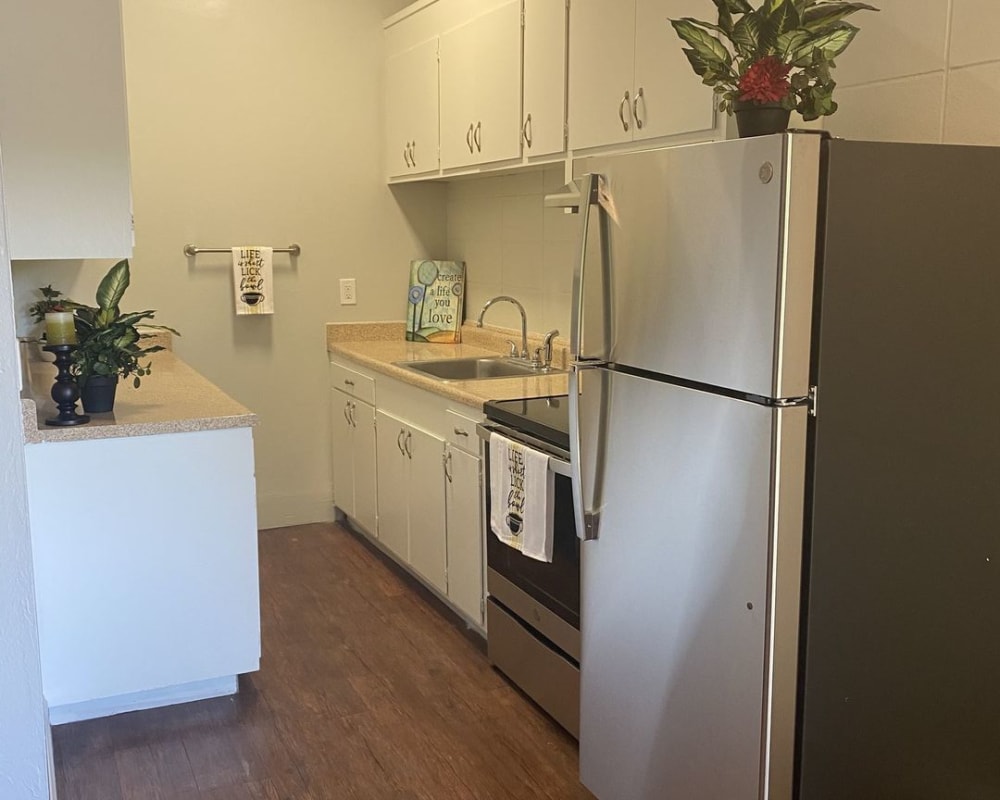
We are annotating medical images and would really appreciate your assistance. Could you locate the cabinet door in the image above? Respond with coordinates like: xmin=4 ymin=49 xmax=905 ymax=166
xmin=440 ymin=19 xmax=478 ymax=169
xmin=445 ymin=445 xmax=484 ymax=626
xmin=331 ymin=390 xmax=355 ymax=518
xmin=0 ymin=0 xmax=132 ymax=259
xmin=353 ymin=401 xmax=378 ymax=537
xmin=568 ymin=0 xmax=636 ymax=151
xmin=375 ymin=411 xmax=409 ymax=560
xmin=406 ymin=426 xmax=447 ymax=594
xmin=472 ymin=0 xmax=523 ymax=165
xmin=523 ymin=0 xmax=568 ymax=158
xmin=632 ymin=0 xmax=716 ymax=142
xmin=385 ymin=36 xmax=439 ymax=178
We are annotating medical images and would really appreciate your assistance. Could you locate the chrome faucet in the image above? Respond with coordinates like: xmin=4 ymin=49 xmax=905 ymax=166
xmin=476 ymin=295 xmax=529 ymax=360
xmin=540 ymin=329 xmax=559 ymax=370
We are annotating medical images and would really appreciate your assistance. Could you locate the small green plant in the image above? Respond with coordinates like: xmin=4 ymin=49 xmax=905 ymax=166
xmin=71 ymin=260 xmax=180 ymax=389
xmin=27 ymin=285 xmax=82 ymax=326
xmin=670 ymin=0 xmax=878 ymax=120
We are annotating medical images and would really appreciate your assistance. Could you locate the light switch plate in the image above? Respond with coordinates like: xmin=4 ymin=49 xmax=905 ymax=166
xmin=339 ymin=278 xmax=357 ymax=305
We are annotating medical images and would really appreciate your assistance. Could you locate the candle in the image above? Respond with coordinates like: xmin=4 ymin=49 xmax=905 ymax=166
xmin=44 ymin=311 xmax=77 ymax=345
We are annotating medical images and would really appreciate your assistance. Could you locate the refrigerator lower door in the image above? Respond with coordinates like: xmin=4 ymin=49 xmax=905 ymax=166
xmin=578 ymin=369 xmax=807 ymax=800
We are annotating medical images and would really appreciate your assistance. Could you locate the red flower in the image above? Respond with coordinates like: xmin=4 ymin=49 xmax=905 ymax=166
xmin=738 ymin=56 xmax=792 ymax=104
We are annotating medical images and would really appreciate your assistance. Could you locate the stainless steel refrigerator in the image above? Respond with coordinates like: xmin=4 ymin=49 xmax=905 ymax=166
xmin=562 ymin=133 xmax=1000 ymax=799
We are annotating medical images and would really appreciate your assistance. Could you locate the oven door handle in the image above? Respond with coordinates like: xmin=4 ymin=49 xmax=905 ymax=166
xmin=477 ymin=425 xmax=573 ymax=478
xmin=569 ymin=362 xmax=609 ymax=541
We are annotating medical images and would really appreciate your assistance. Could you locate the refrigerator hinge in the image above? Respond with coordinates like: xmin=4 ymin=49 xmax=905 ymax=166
xmin=809 ymin=385 xmax=818 ymax=417
xmin=583 ymin=511 xmax=601 ymax=541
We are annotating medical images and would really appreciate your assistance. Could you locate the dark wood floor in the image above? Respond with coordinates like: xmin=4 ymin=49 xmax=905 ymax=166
xmin=54 ymin=522 xmax=593 ymax=800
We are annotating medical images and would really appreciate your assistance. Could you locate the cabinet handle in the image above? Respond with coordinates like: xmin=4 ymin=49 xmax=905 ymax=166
xmin=443 ymin=450 xmax=453 ymax=483
xmin=453 ymin=427 xmax=469 ymax=438
xmin=522 ymin=113 xmax=533 ymax=148
xmin=474 ymin=121 xmax=482 ymax=152
xmin=397 ymin=428 xmax=406 ymax=455
xmin=344 ymin=379 xmax=355 ymax=388
xmin=633 ymin=87 xmax=644 ymax=130
xmin=344 ymin=402 xmax=352 ymax=425
xmin=403 ymin=143 xmax=412 ymax=168
xmin=349 ymin=401 xmax=357 ymax=428
xmin=409 ymin=141 xmax=416 ymax=167
xmin=466 ymin=123 xmax=474 ymax=153
xmin=619 ymin=90 xmax=631 ymax=132
xmin=404 ymin=431 xmax=413 ymax=459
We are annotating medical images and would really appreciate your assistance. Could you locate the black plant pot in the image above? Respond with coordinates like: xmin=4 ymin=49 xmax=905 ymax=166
xmin=80 ymin=375 xmax=119 ymax=414
xmin=733 ymin=101 xmax=791 ymax=138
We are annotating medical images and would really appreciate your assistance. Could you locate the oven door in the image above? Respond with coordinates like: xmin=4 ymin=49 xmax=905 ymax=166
xmin=479 ymin=423 xmax=581 ymax=645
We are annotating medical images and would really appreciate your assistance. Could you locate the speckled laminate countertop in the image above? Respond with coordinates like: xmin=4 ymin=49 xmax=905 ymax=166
xmin=22 ymin=351 xmax=256 ymax=445
xmin=326 ymin=321 xmax=570 ymax=408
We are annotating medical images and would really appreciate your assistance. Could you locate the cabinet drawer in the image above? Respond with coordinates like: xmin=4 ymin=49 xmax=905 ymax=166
xmin=445 ymin=409 xmax=481 ymax=455
xmin=330 ymin=362 xmax=375 ymax=404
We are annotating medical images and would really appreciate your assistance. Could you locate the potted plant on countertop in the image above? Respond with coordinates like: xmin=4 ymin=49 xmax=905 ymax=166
xmin=70 ymin=259 xmax=180 ymax=413
xmin=670 ymin=0 xmax=878 ymax=137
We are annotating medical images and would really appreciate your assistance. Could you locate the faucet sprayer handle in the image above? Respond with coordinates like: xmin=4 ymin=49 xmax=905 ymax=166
xmin=505 ymin=339 xmax=519 ymax=358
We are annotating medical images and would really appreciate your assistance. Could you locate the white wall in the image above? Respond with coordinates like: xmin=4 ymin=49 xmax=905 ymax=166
xmin=0 ymin=175 xmax=51 ymax=796
xmin=13 ymin=0 xmax=448 ymax=530
xmin=826 ymin=0 xmax=1000 ymax=145
xmin=446 ymin=165 xmax=578 ymax=336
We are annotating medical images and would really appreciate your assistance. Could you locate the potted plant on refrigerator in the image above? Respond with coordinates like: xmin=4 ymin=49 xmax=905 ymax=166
xmin=70 ymin=259 xmax=180 ymax=413
xmin=670 ymin=0 xmax=878 ymax=137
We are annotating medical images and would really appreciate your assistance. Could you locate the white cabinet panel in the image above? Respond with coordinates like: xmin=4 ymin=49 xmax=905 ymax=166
xmin=0 ymin=0 xmax=133 ymax=259
xmin=522 ymin=0 xmax=568 ymax=157
xmin=376 ymin=409 xmax=410 ymax=560
xmin=440 ymin=19 xmax=480 ymax=169
xmin=407 ymin=426 xmax=447 ymax=594
xmin=331 ymin=390 xmax=355 ymax=518
xmin=385 ymin=36 xmax=440 ymax=179
xmin=446 ymin=445 xmax=484 ymax=626
xmin=353 ymin=401 xmax=378 ymax=536
xmin=568 ymin=0 xmax=636 ymax=151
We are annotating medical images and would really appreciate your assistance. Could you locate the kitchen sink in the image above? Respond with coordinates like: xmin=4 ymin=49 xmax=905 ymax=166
xmin=395 ymin=356 xmax=562 ymax=382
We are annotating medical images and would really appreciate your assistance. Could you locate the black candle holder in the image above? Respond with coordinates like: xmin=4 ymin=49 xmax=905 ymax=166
xmin=43 ymin=344 xmax=90 ymax=427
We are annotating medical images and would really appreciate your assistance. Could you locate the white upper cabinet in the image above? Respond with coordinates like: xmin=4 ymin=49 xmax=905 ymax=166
xmin=440 ymin=0 xmax=523 ymax=170
xmin=522 ymin=0 xmax=568 ymax=158
xmin=385 ymin=36 xmax=440 ymax=179
xmin=569 ymin=0 xmax=716 ymax=151
xmin=0 ymin=0 xmax=133 ymax=260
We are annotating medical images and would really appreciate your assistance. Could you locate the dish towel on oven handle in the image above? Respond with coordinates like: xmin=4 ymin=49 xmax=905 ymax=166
xmin=489 ymin=432 xmax=554 ymax=562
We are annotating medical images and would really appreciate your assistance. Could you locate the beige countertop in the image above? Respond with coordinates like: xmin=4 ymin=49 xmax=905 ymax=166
xmin=23 ymin=349 xmax=256 ymax=445
xmin=326 ymin=321 xmax=570 ymax=408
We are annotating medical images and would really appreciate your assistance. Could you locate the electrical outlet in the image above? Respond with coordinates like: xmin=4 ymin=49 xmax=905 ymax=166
xmin=339 ymin=278 xmax=357 ymax=306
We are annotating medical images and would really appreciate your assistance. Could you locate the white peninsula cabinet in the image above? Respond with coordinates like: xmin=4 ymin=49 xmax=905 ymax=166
xmin=330 ymin=361 xmax=378 ymax=536
xmin=439 ymin=0 xmax=522 ymax=170
xmin=568 ymin=0 xmax=717 ymax=151
xmin=0 ymin=0 xmax=133 ymax=259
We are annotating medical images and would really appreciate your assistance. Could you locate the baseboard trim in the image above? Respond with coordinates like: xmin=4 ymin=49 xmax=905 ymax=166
xmin=258 ymin=491 xmax=334 ymax=530
xmin=48 ymin=675 xmax=239 ymax=725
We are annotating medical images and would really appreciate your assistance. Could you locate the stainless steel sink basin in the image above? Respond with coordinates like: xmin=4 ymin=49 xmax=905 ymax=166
xmin=395 ymin=356 xmax=562 ymax=382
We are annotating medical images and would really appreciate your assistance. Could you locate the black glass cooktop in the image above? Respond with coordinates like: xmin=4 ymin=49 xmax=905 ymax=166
xmin=483 ymin=395 xmax=570 ymax=451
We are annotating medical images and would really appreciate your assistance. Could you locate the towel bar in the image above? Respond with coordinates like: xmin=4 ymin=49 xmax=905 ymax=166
xmin=183 ymin=243 xmax=301 ymax=257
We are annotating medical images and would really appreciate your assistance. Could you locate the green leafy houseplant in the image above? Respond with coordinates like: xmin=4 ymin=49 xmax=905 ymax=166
xmin=671 ymin=0 xmax=878 ymax=121
xmin=27 ymin=285 xmax=82 ymax=328
xmin=72 ymin=259 xmax=180 ymax=390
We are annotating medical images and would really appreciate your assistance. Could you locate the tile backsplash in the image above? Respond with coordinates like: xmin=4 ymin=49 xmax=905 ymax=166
xmin=447 ymin=164 xmax=578 ymax=338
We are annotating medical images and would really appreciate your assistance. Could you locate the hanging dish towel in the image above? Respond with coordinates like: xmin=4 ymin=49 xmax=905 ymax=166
xmin=489 ymin=432 xmax=554 ymax=562
xmin=232 ymin=246 xmax=274 ymax=315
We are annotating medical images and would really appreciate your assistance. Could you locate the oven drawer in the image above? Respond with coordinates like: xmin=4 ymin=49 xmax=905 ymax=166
xmin=487 ymin=598 xmax=580 ymax=739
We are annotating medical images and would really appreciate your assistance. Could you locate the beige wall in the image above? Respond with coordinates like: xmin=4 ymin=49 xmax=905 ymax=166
xmin=827 ymin=0 xmax=1000 ymax=145
xmin=14 ymin=0 xmax=447 ymax=529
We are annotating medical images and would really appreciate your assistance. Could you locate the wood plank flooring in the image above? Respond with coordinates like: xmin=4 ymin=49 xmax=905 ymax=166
xmin=53 ymin=522 xmax=593 ymax=800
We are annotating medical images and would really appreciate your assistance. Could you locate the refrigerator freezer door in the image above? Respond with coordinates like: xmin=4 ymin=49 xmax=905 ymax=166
xmin=576 ymin=133 xmax=820 ymax=399
xmin=578 ymin=369 xmax=807 ymax=800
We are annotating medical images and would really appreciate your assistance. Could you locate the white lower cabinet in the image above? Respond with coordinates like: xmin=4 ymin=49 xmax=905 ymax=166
xmin=375 ymin=410 xmax=447 ymax=595
xmin=445 ymin=442 xmax=484 ymax=626
xmin=330 ymin=360 xmax=377 ymax=536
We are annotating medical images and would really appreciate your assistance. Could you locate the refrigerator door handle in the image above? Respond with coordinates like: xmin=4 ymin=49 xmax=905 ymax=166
xmin=569 ymin=173 xmax=613 ymax=363
xmin=569 ymin=362 xmax=609 ymax=541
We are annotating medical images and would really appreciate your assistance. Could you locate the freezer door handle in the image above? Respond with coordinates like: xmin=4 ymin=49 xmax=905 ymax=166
xmin=569 ymin=173 xmax=613 ymax=364
xmin=569 ymin=361 xmax=609 ymax=541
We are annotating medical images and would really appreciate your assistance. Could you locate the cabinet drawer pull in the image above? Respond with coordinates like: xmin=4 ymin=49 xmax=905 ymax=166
xmin=619 ymin=90 xmax=631 ymax=132
xmin=466 ymin=123 xmax=474 ymax=153
xmin=633 ymin=87 xmax=644 ymax=130
xmin=474 ymin=121 xmax=482 ymax=152
xmin=453 ymin=427 xmax=469 ymax=438
xmin=344 ymin=379 xmax=355 ymax=387
xmin=522 ymin=113 xmax=532 ymax=148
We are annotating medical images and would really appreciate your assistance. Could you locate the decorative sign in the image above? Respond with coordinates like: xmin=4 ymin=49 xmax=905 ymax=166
xmin=405 ymin=260 xmax=465 ymax=343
